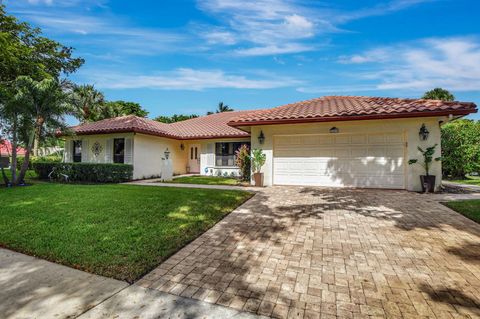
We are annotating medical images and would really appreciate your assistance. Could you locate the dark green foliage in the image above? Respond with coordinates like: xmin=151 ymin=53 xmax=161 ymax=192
xmin=207 ymin=101 xmax=233 ymax=115
xmin=441 ymin=119 xmax=480 ymax=178
xmin=422 ymin=88 xmax=455 ymax=101
xmin=104 ymin=100 xmax=149 ymax=118
xmin=15 ymin=155 xmax=61 ymax=170
xmin=154 ymin=114 xmax=198 ymax=123
xmin=33 ymin=162 xmax=133 ymax=183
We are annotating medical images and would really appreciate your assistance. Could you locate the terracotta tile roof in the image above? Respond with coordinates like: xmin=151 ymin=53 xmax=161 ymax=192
xmin=228 ymin=96 xmax=477 ymax=126
xmin=70 ymin=115 xmax=178 ymax=138
xmin=0 ymin=139 xmax=26 ymax=156
xmin=69 ymin=111 xmax=251 ymax=139
xmin=168 ymin=111 xmax=251 ymax=139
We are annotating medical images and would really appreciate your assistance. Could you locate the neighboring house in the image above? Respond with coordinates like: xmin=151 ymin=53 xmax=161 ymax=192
xmin=62 ymin=96 xmax=477 ymax=191
xmin=0 ymin=139 xmax=26 ymax=168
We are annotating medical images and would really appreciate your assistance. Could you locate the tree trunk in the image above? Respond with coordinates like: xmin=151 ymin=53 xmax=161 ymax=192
xmin=10 ymin=115 xmax=18 ymax=183
xmin=15 ymin=124 xmax=36 ymax=186
xmin=33 ymin=116 xmax=44 ymax=157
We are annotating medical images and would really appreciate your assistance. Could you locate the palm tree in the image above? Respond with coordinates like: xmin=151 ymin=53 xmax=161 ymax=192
xmin=422 ymin=88 xmax=455 ymax=101
xmin=207 ymin=101 xmax=233 ymax=115
xmin=71 ymin=84 xmax=105 ymax=123
xmin=13 ymin=76 xmax=70 ymax=184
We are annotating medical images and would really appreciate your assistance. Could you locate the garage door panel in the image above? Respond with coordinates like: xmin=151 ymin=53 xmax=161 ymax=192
xmin=273 ymin=133 xmax=405 ymax=189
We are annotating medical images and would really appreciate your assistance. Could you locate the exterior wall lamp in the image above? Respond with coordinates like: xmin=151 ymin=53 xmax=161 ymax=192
xmin=329 ymin=127 xmax=339 ymax=133
xmin=258 ymin=130 xmax=265 ymax=144
xmin=419 ymin=124 xmax=429 ymax=141
xmin=164 ymin=148 xmax=171 ymax=159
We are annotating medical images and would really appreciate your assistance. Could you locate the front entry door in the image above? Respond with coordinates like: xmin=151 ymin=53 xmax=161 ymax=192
xmin=188 ymin=144 xmax=200 ymax=173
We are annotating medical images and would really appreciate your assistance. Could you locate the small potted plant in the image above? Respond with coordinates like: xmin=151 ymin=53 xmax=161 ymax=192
xmin=250 ymin=148 xmax=266 ymax=187
xmin=408 ymin=144 xmax=441 ymax=193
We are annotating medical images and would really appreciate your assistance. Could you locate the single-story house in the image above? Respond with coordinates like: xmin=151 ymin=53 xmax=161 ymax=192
xmin=62 ymin=96 xmax=477 ymax=191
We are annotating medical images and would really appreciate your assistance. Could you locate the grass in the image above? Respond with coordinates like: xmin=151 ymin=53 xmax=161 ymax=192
xmin=447 ymin=175 xmax=480 ymax=186
xmin=444 ymin=200 xmax=480 ymax=223
xmin=167 ymin=175 xmax=240 ymax=186
xmin=1 ymin=169 xmax=38 ymax=185
xmin=0 ymin=183 xmax=252 ymax=282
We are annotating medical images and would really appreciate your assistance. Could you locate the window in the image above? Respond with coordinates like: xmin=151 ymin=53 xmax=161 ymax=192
xmin=113 ymin=138 xmax=125 ymax=163
xmin=215 ymin=142 xmax=250 ymax=167
xmin=73 ymin=140 xmax=82 ymax=162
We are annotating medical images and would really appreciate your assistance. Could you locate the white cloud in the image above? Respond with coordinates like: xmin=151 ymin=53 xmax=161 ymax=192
xmin=82 ymin=68 xmax=301 ymax=90
xmin=197 ymin=0 xmax=319 ymax=55
xmin=197 ymin=0 xmax=434 ymax=56
xmin=200 ymin=28 xmax=237 ymax=45
xmin=11 ymin=10 xmax=187 ymax=55
xmin=234 ymin=43 xmax=314 ymax=56
xmin=302 ymin=37 xmax=480 ymax=93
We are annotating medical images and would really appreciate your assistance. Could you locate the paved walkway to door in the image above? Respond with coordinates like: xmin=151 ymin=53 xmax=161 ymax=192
xmin=138 ymin=186 xmax=480 ymax=319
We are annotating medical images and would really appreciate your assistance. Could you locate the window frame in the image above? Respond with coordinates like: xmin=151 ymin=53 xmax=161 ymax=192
xmin=214 ymin=142 xmax=250 ymax=167
xmin=113 ymin=138 xmax=125 ymax=164
xmin=72 ymin=140 xmax=82 ymax=163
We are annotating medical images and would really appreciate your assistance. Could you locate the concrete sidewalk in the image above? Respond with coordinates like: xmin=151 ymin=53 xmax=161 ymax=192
xmin=0 ymin=248 xmax=261 ymax=319
xmin=78 ymin=284 xmax=263 ymax=319
xmin=443 ymin=180 xmax=480 ymax=191
xmin=0 ymin=248 xmax=128 ymax=319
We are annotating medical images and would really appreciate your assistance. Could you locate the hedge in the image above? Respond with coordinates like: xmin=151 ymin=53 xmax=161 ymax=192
xmin=16 ymin=155 xmax=62 ymax=170
xmin=33 ymin=162 xmax=133 ymax=183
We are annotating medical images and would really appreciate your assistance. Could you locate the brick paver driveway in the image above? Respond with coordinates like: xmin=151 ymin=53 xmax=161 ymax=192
xmin=138 ymin=187 xmax=480 ymax=318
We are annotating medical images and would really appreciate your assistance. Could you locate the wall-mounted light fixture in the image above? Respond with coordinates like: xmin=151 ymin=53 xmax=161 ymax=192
xmin=180 ymin=143 xmax=185 ymax=151
xmin=258 ymin=130 xmax=265 ymax=144
xmin=419 ymin=124 xmax=429 ymax=141
xmin=164 ymin=148 xmax=171 ymax=159
xmin=329 ymin=127 xmax=339 ymax=133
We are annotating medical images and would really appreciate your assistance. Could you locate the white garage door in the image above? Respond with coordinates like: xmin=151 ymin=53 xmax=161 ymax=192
xmin=273 ymin=132 xmax=405 ymax=189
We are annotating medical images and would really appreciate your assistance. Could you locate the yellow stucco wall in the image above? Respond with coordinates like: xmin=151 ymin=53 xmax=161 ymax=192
xmin=250 ymin=116 xmax=445 ymax=191
xmin=133 ymin=133 xmax=187 ymax=179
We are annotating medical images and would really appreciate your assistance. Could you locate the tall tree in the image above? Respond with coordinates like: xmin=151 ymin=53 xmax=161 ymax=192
xmin=0 ymin=4 xmax=83 ymax=184
xmin=12 ymin=76 xmax=71 ymax=184
xmin=154 ymin=114 xmax=198 ymax=123
xmin=207 ymin=101 xmax=233 ymax=115
xmin=441 ymin=119 xmax=480 ymax=178
xmin=71 ymin=84 xmax=105 ymax=123
xmin=422 ymin=88 xmax=455 ymax=101
xmin=104 ymin=100 xmax=149 ymax=118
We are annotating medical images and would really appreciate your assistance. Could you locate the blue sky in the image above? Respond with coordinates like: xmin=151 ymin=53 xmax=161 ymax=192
xmin=5 ymin=0 xmax=480 ymax=122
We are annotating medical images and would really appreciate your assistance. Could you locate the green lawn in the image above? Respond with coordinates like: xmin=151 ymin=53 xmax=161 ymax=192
xmin=0 ymin=183 xmax=252 ymax=282
xmin=1 ymin=168 xmax=37 ymax=183
xmin=444 ymin=200 xmax=480 ymax=223
xmin=447 ymin=175 xmax=480 ymax=186
xmin=167 ymin=175 xmax=240 ymax=186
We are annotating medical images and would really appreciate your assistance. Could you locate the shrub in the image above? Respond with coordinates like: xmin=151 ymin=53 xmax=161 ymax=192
xmin=235 ymin=144 xmax=251 ymax=181
xmin=33 ymin=162 xmax=133 ymax=183
xmin=441 ymin=119 xmax=480 ymax=178
xmin=15 ymin=155 xmax=61 ymax=170
xmin=250 ymin=149 xmax=266 ymax=174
